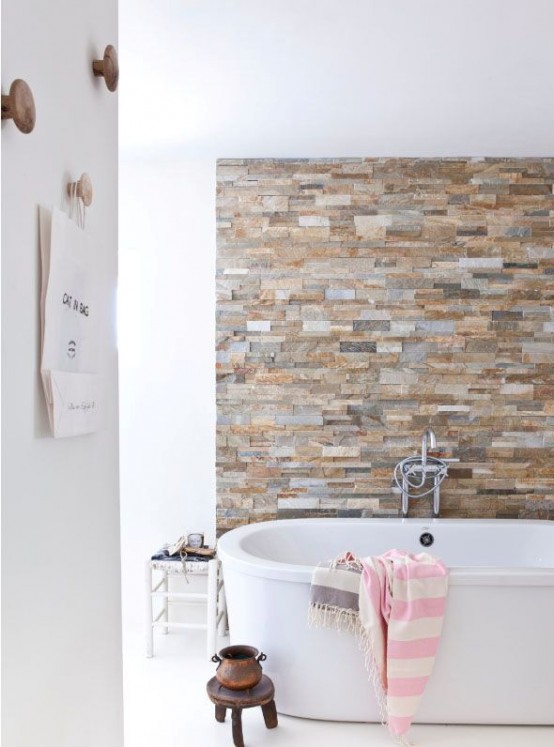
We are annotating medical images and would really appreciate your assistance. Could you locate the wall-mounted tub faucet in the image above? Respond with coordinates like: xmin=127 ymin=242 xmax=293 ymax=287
xmin=421 ymin=428 xmax=437 ymax=465
xmin=394 ymin=429 xmax=458 ymax=518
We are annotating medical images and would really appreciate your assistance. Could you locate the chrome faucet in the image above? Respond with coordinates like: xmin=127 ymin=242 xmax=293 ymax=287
xmin=394 ymin=428 xmax=457 ymax=518
xmin=421 ymin=428 xmax=437 ymax=471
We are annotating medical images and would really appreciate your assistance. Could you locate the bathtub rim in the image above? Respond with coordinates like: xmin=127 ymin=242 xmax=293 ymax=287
xmin=217 ymin=517 xmax=554 ymax=587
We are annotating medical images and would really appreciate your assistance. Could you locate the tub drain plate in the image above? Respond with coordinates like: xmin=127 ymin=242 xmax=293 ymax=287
xmin=419 ymin=532 xmax=434 ymax=547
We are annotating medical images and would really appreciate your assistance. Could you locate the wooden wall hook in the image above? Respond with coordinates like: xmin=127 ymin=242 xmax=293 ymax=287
xmin=1 ymin=79 xmax=36 ymax=133
xmin=67 ymin=173 xmax=93 ymax=207
xmin=92 ymin=45 xmax=119 ymax=92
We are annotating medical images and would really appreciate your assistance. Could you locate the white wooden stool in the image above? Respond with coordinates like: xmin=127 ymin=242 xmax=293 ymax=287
xmin=145 ymin=557 xmax=227 ymax=659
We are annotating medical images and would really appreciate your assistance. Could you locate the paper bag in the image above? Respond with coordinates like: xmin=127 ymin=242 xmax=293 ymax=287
xmin=39 ymin=206 xmax=102 ymax=437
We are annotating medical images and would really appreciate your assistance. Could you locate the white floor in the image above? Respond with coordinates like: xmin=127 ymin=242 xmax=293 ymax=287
xmin=123 ymin=627 xmax=554 ymax=747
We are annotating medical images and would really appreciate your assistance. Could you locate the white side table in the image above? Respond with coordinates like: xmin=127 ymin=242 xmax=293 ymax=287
xmin=145 ymin=557 xmax=227 ymax=659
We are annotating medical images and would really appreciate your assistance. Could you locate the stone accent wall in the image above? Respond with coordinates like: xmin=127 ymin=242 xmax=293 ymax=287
xmin=216 ymin=158 xmax=554 ymax=532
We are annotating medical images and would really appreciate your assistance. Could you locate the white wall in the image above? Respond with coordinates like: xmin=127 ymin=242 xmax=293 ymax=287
xmin=119 ymin=0 xmax=554 ymax=629
xmin=1 ymin=1 xmax=123 ymax=746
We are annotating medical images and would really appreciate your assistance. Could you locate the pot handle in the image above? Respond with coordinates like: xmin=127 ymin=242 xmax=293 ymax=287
xmin=257 ymin=652 xmax=267 ymax=662
xmin=211 ymin=654 xmax=222 ymax=666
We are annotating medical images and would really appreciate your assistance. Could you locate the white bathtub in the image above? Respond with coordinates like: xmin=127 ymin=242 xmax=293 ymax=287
xmin=218 ymin=518 xmax=554 ymax=724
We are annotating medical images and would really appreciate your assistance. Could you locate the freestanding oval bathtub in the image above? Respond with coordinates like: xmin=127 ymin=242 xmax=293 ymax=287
xmin=218 ymin=518 xmax=554 ymax=724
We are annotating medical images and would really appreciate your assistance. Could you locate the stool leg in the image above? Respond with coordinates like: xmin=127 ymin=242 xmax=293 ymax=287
xmin=262 ymin=700 xmax=278 ymax=729
xmin=215 ymin=704 xmax=226 ymax=723
xmin=231 ymin=708 xmax=244 ymax=747
xmin=161 ymin=571 xmax=168 ymax=634
xmin=206 ymin=559 xmax=217 ymax=659
xmin=145 ymin=562 xmax=154 ymax=658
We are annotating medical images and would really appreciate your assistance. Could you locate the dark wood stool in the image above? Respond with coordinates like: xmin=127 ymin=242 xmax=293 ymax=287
xmin=206 ymin=674 xmax=278 ymax=747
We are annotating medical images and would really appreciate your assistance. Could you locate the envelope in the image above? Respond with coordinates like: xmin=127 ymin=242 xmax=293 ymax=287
xmin=46 ymin=370 xmax=101 ymax=438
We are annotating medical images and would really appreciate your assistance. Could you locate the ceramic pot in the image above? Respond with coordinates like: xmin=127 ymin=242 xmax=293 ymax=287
xmin=211 ymin=645 xmax=267 ymax=690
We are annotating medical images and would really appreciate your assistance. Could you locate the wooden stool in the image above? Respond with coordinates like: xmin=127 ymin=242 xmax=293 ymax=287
xmin=206 ymin=674 xmax=278 ymax=747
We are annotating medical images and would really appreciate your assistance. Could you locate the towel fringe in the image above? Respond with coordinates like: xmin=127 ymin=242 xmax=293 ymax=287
xmin=308 ymin=602 xmax=359 ymax=635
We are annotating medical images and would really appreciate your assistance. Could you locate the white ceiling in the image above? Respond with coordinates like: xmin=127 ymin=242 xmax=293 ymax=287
xmin=120 ymin=0 xmax=554 ymax=157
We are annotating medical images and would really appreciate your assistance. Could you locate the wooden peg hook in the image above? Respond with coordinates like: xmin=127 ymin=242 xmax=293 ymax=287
xmin=1 ymin=79 xmax=36 ymax=133
xmin=67 ymin=173 xmax=93 ymax=207
xmin=92 ymin=45 xmax=119 ymax=92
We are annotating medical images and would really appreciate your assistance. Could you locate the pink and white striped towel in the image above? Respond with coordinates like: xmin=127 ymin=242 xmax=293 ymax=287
xmin=359 ymin=550 xmax=448 ymax=738
xmin=309 ymin=549 xmax=448 ymax=741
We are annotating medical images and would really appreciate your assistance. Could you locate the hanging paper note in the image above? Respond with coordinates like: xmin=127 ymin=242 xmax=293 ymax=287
xmin=39 ymin=206 xmax=102 ymax=437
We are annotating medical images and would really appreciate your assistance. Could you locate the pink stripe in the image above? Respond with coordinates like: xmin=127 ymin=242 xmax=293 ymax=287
xmin=390 ymin=596 xmax=446 ymax=621
xmin=387 ymin=715 xmax=412 ymax=736
xmin=388 ymin=636 xmax=440 ymax=659
xmin=387 ymin=676 xmax=428 ymax=697
xmin=395 ymin=563 xmax=448 ymax=581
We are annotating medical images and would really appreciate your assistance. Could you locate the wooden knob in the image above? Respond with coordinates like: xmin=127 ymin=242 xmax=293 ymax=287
xmin=67 ymin=173 xmax=93 ymax=207
xmin=1 ymin=79 xmax=36 ymax=133
xmin=92 ymin=45 xmax=119 ymax=92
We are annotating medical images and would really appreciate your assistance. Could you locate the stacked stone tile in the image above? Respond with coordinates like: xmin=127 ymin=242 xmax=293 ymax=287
xmin=216 ymin=158 xmax=554 ymax=533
